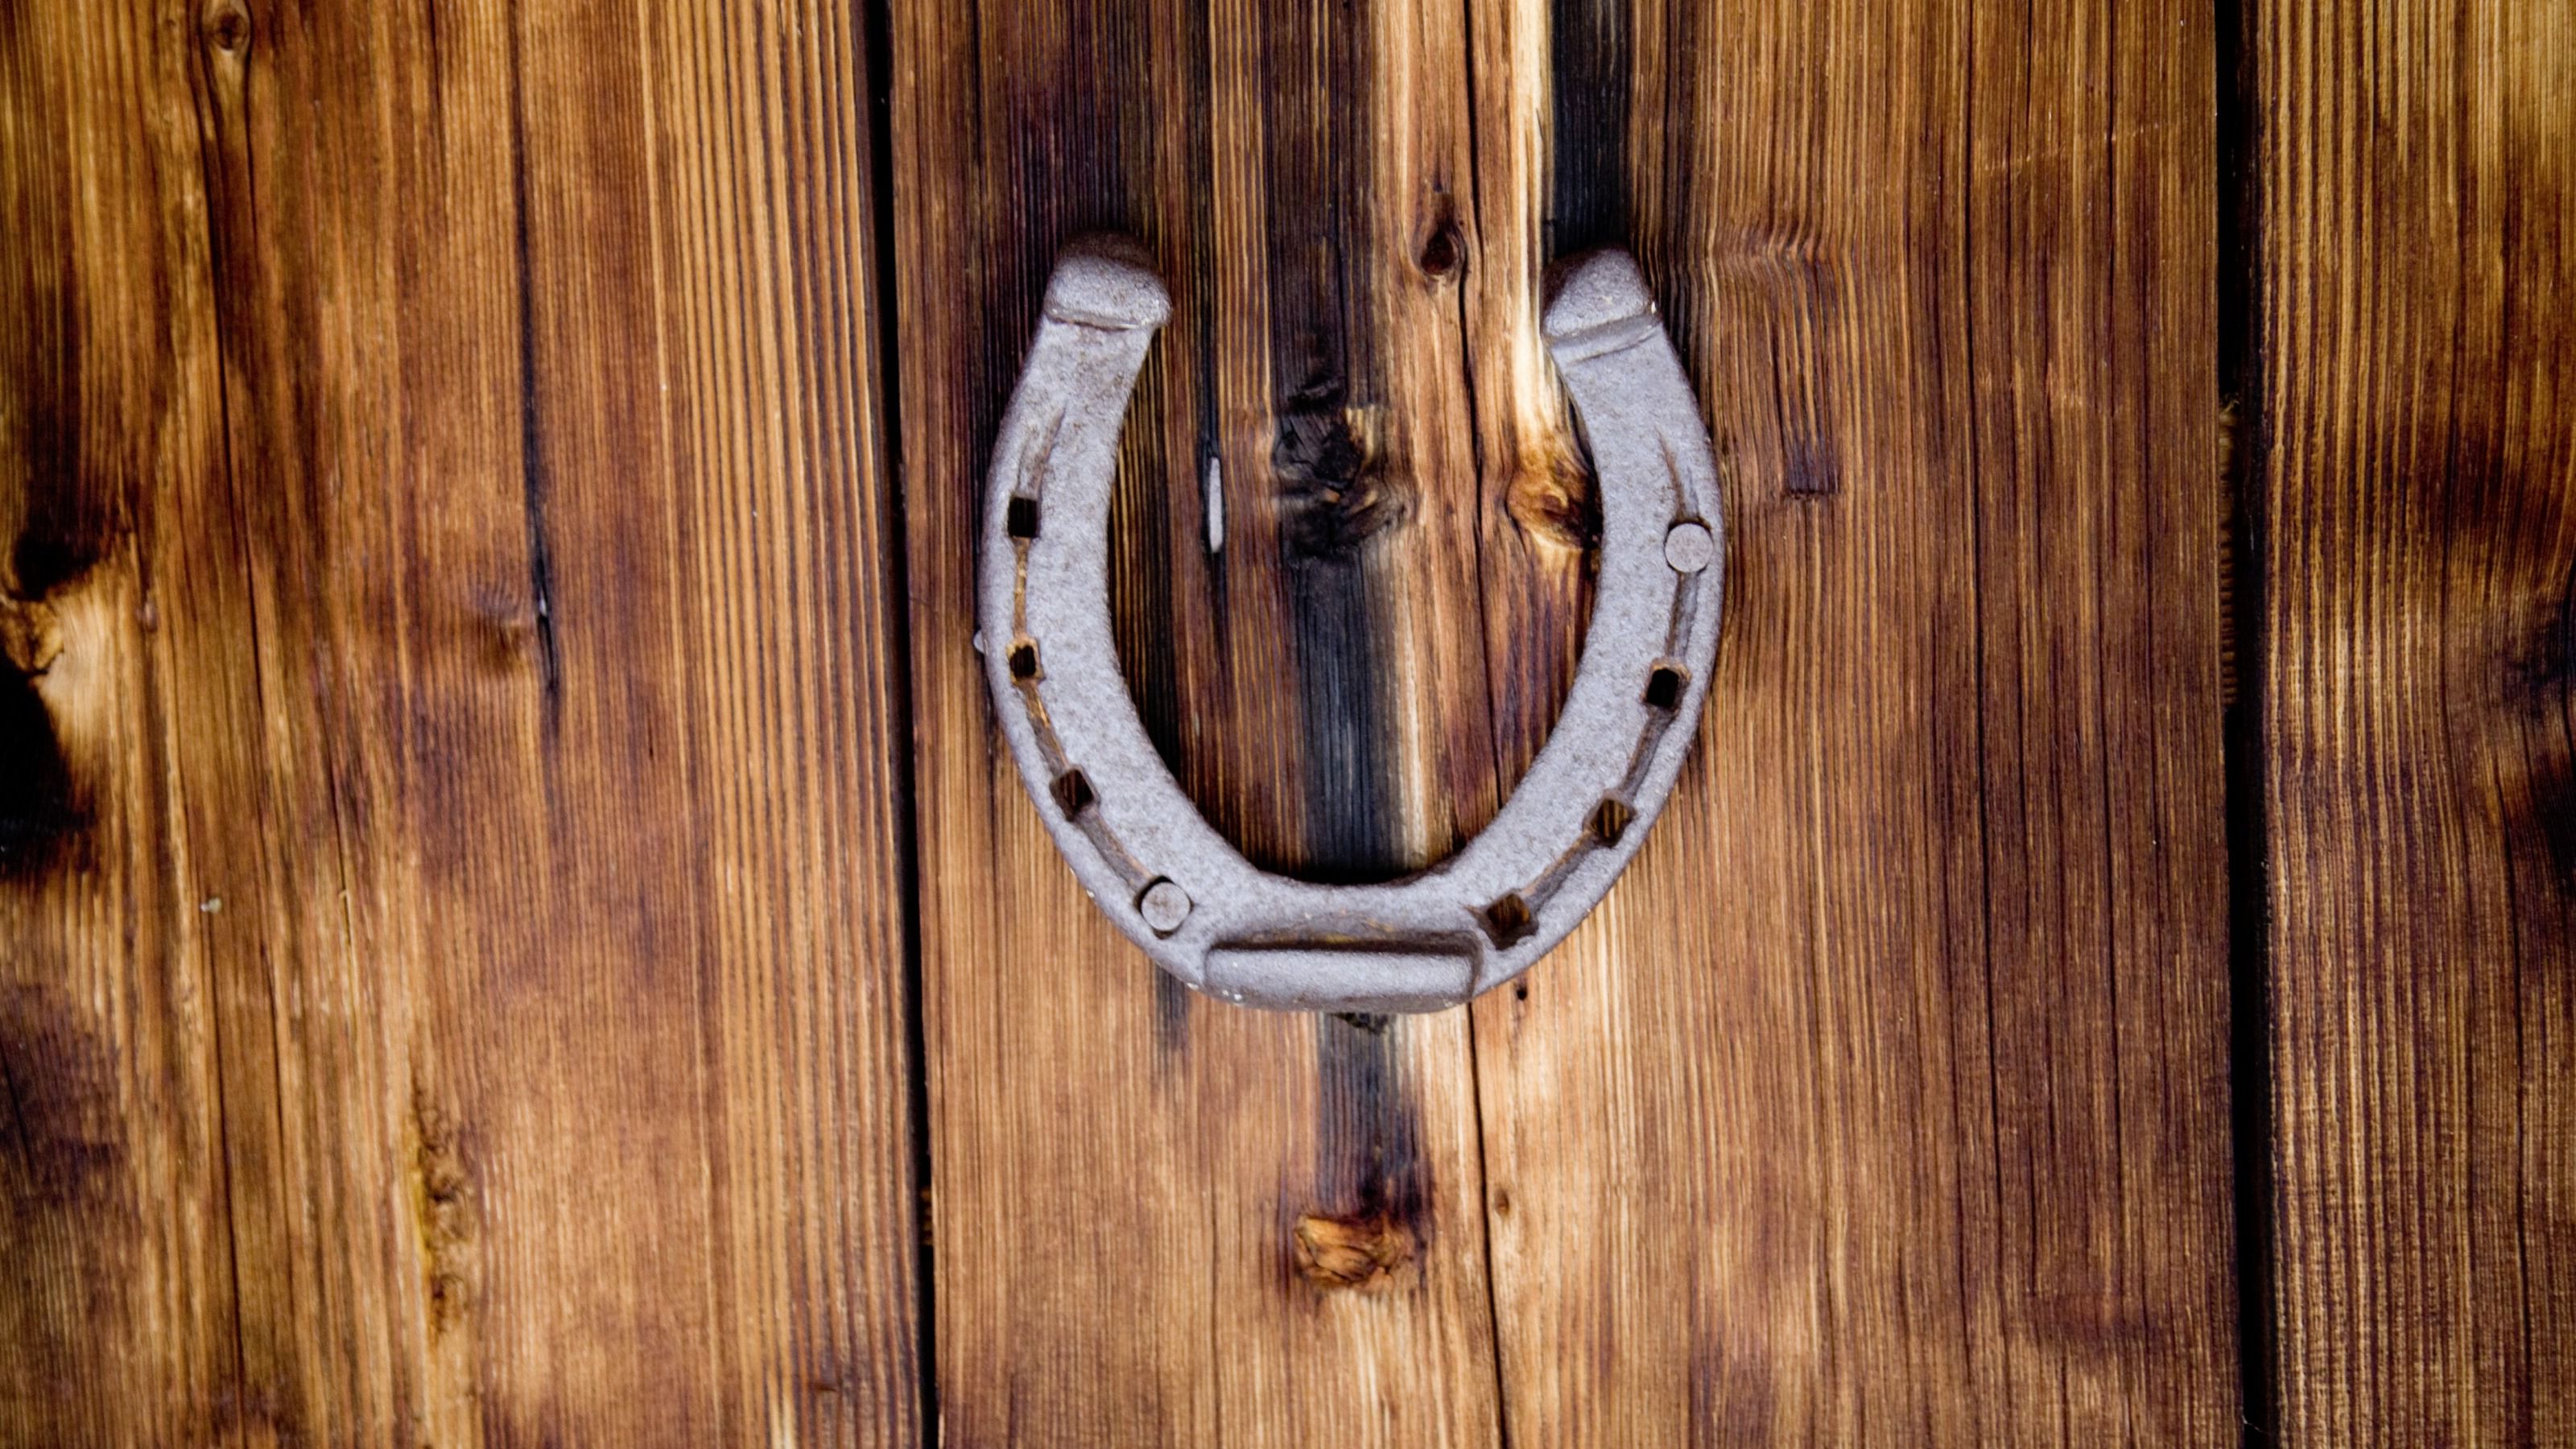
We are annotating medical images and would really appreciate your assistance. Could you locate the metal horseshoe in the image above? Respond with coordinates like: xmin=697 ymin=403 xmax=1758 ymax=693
xmin=980 ymin=237 xmax=1723 ymax=1013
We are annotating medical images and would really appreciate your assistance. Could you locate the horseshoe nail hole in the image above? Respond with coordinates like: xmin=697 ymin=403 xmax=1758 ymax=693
xmin=1050 ymin=768 xmax=1096 ymax=818
xmin=1588 ymin=797 xmax=1636 ymax=847
xmin=1479 ymin=892 xmax=1538 ymax=950
xmin=1009 ymin=640 xmax=1041 ymax=682
xmin=1643 ymin=663 xmax=1687 ymax=711
xmin=1005 ymin=495 xmax=1041 ymax=539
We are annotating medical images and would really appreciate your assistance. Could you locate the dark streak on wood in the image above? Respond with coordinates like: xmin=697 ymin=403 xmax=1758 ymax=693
xmin=0 ymin=38 xmax=103 ymax=606
xmin=1548 ymin=0 xmax=1628 ymax=257
xmin=2215 ymin=0 xmax=2278 ymax=1434
xmin=1313 ymin=1011 xmax=1430 ymax=1238
xmin=504 ymin=4 xmax=564 ymax=725
xmin=2519 ymin=588 xmax=2576 ymax=889
xmin=1258 ymin=1 xmax=1408 ymax=886
xmin=0 ymin=0 xmax=95 ymax=885
xmin=0 ymin=985 xmax=124 ymax=1216
xmin=0 ymin=660 xmax=83 ymax=882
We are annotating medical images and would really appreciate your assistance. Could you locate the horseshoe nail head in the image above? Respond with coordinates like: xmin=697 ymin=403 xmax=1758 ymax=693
xmin=981 ymin=238 xmax=1725 ymax=1013
xmin=1137 ymin=879 xmax=1194 ymax=935
xmin=1666 ymin=522 xmax=1715 ymax=573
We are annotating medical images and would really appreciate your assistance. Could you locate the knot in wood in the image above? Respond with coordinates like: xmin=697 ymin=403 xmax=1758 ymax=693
xmin=1292 ymin=1212 xmax=1414 ymax=1292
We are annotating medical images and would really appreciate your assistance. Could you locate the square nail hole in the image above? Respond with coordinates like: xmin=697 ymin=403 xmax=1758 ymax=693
xmin=1588 ymin=797 xmax=1635 ymax=847
xmin=1051 ymin=768 xmax=1095 ymax=818
xmin=1006 ymin=495 xmax=1041 ymax=539
xmin=1009 ymin=640 xmax=1041 ymax=682
xmin=1642 ymin=663 xmax=1686 ymax=711
xmin=1480 ymin=892 xmax=1537 ymax=950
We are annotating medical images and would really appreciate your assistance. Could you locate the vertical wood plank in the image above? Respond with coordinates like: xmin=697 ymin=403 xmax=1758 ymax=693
xmin=0 ymin=2 xmax=242 ymax=1441
xmin=6 ymin=0 xmax=920 ymax=1441
xmin=2254 ymin=0 xmax=2575 ymax=1439
xmin=891 ymin=2 xmax=1522 ymax=1442
xmin=1473 ymin=0 xmax=2243 ymax=1442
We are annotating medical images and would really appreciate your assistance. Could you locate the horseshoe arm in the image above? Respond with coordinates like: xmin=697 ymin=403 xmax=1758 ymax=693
xmin=979 ymin=240 xmax=1724 ymax=1013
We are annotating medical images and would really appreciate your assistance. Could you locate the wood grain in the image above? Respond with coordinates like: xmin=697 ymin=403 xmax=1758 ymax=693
xmin=895 ymin=0 xmax=2241 ymax=1442
xmin=2 ymin=0 xmax=919 ymax=1442
xmin=2251 ymin=0 xmax=2576 ymax=1440
xmin=11 ymin=0 xmax=2572 ymax=1439
xmin=890 ymin=1 xmax=1538 ymax=1443
xmin=1 ymin=2 xmax=242 ymax=1440
xmin=1469 ymin=0 xmax=2244 ymax=1442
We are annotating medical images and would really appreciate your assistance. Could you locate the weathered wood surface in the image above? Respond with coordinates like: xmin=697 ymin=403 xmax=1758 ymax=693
xmin=2250 ymin=0 xmax=2576 ymax=1441
xmin=6 ymin=0 xmax=2572 ymax=1443
xmin=890 ymin=2 xmax=1519 ymax=1442
xmin=0 ymin=0 xmax=920 ymax=1443
xmin=2 ymin=3 xmax=240 ymax=1438
xmin=1476 ymin=0 xmax=2244 ymax=1441
xmin=893 ymin=0 xmax=2239 ymax=1443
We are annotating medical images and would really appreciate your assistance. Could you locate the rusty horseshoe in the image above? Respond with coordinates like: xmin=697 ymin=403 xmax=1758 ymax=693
xmin=980 ymin=239 xmax=1723 ymax=1013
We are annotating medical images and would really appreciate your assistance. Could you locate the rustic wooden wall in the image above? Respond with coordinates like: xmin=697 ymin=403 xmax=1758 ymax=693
xmin=1 ymin=0 xmax=2569 ymax=1444
xmin=0 ymin=0 xmax=919 ymax=1443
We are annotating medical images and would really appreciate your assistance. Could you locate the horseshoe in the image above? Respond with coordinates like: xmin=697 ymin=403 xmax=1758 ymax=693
xmin=980 ymin=238 xmax=1723 ymax=1013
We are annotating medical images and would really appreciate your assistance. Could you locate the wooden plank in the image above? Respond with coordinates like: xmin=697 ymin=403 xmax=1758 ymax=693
xmin=2252 ymin=0 xmax=2575 ymax=1439
xmin=6 ymin=0 xmax=920 ymax=1441
xmin=0 ymin=2 xmax=244 ymax=1441
xmin=1472 ymin=0 xmax=2244 ymax=1442
xmin=890 ymin=2 xmax=1530 ymax=1442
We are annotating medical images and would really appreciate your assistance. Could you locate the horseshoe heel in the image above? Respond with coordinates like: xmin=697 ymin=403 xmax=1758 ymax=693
xmin=980 ymin=238 xmax=1724 ymax=1013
